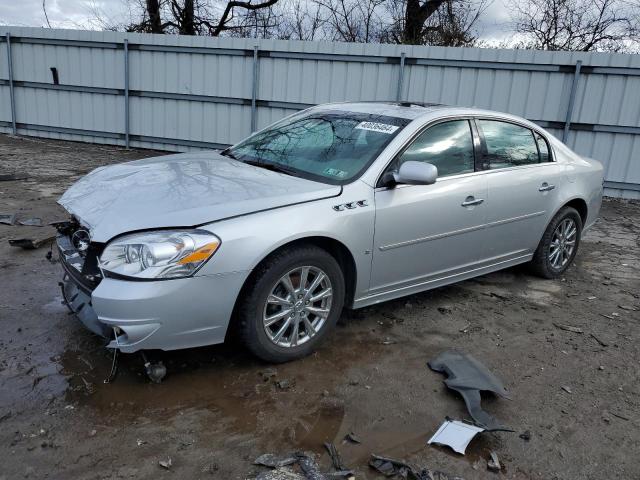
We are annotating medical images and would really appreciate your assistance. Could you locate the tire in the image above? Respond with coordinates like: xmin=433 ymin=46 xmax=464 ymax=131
xmin=238 ymin=245 xmax=345 ymax=363
xmin=529 ymin=206 xmax=583 ymax=279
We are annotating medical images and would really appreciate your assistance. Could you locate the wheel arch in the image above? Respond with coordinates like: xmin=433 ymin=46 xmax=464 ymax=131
xmin=229 ymin=236 xmax=358 ymax=333
xmin=556 ymin=197 xmax=588 ymax=226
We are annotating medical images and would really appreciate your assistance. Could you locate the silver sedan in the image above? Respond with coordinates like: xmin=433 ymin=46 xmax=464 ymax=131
xmin=56 ymin=102 xmax=604 ymax=362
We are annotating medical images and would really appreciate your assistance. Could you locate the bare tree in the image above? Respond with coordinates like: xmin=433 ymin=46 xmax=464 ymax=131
xmin=402 ymin=0 xmax=446 ymax=44
xmin=147 ymin=0 xmax=164 ymax=32
xmin=124 ymin=0 xmax=280 ymax=35
xmin=42 ymin=0 xmax=52 ymax=28
xmin=102 ymin=0 xmax=489 ymax=46
xmin=509 ymin=0 xmax=640 ymax=52
xmin=42 ymin=0 xmax=51 ymax=28
xmin=377 ymin=0 xmax=486 ymax=45
xmin=310 ymin=0 xmax=387 ymax=42
xmin=277 ymin=0 xmax=326 ymax=40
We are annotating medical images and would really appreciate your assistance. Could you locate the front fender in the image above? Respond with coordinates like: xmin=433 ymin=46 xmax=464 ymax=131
xmin=196 ymin=181 xmax=375 ymax=301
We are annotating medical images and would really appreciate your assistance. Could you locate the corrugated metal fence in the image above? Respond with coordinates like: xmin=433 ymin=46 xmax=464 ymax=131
xmin=1 ymin=27 xmax=639 ymax=198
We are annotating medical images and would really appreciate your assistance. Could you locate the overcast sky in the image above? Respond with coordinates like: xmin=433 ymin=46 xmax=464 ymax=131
xmin=0 ymin=0 xmax=513 ymax=42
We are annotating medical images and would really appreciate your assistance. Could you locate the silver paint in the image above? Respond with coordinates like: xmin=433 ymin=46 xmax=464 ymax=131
xmin=57 ymin=103 xmax=604 ymax=352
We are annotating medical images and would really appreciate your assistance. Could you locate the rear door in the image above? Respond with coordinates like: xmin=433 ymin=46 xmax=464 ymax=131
xmin=369 ymin=119 xmax=489 ymax=296
xmin=475 ymin=119 xmax=565 ymax=261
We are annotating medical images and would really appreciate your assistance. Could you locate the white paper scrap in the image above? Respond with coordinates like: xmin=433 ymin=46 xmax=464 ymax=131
xmin=427 ymin=420 xmax=485 ymax=455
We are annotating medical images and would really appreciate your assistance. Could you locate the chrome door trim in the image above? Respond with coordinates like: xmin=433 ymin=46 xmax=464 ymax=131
xmin=378 ymin=210 xmax=545 ymax=251
xmin=486 ymin=210 xmax=545 ymax=228
xmin=379 ymin=223 xmax=486 ymax=251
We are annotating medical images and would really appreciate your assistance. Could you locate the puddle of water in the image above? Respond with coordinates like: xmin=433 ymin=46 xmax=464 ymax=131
xmin=56 ymin=324 xmax=388 ymax=453
xmin=290 ymin=403 xmax=345 ymax=449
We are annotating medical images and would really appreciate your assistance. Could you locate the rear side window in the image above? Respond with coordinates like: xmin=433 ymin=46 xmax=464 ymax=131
xmin=477 ymin=120 xmax=539 ymax=169
xmin=535 ymin=132 xmax=551 ymax=162
xmin=397 ymin=120 xmax=475 ymax=177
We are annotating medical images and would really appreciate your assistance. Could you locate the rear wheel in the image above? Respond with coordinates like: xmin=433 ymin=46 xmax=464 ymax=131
xmin=238 ymin=245 xmax=345 ymax=363
xmin=530 ymin=206 xmax=582 ymax=278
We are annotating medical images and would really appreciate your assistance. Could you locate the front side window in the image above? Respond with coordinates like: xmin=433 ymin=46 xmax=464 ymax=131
xmin=227 ymin=111 xmax=410 ymax=184
xmin=477 ymin=120 xmax=539 ymax=169
xmin=396 ymin=120 xmax=475 ymax=177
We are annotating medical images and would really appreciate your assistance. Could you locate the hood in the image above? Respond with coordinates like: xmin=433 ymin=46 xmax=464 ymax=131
xmin=59 ymin=151 xmax=341 ymax=242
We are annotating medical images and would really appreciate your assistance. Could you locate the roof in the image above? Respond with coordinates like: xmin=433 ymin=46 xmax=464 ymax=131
xmin=312 ymin=102 xmax=540 ymax=131
xmin=311 ymin=101 xmax=448 ymax=120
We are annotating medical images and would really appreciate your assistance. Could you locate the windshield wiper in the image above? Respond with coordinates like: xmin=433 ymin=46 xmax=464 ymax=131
xmin=242 ymin=159 xmax=298 ymax=177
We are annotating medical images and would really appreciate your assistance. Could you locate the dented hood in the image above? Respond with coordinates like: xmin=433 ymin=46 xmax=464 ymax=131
xmin=58 ymin=151 xmax=341 ymax=242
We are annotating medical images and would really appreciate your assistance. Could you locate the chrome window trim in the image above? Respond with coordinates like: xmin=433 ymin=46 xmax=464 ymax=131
xmin=473 ymin=116 xmax=556 ymax=165
xmin=373 ymin=113 xmax=557 ymax=189
xmin=374 ymin=114 xmax=478 ymax=188
xmin=373 ymin=157 xmax=560 ymax=192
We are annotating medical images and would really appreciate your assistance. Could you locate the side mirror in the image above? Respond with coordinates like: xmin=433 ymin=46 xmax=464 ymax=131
xmin=392 ymin=161 xmax=438 ymax=186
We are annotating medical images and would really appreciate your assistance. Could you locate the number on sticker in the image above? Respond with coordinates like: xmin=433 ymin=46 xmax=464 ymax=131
xmin=355 ymin=122 xmax=399 ymax=134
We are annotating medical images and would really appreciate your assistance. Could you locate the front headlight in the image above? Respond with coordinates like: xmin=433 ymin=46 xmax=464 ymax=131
xmin=100 ymin=230 xmax=221 ymax=279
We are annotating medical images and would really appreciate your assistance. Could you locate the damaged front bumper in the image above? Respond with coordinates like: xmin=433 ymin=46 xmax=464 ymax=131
xmin=56 ymin=226 xmax=247 ymax=353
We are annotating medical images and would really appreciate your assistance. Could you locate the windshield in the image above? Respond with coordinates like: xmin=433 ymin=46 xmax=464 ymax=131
xmin=227 ymin=110 xmax=410 ymax=184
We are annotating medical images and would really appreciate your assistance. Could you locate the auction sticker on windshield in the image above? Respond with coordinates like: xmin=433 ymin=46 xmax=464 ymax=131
xmin=323 ymin=167 xmax=348 ymax=178
xmin=355 ymin=122 xmax=399 ymax=134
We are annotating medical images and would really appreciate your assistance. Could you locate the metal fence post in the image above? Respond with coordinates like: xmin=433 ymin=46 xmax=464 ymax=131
xmin=123 ymin=39 xmax=130 ymax=148
xmin=563 ymin=60 xmax=582 ymax=143
xmin=396 ymin=52 xmax=406 ymax=102
xmin=251 ymin=45 xmax=259 ymax=133
xmin=5 ymin=33 xmax=17 ymax=135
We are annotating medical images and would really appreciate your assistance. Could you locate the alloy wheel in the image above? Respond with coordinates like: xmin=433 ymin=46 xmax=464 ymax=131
xmin=262 ymin=266 xmax=333 ymax=348
xmin=549 ymin=218 xmax=577 ymax=270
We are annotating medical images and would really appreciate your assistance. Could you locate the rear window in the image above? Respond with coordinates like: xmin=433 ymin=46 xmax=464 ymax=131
xmin=477 ymin=120 xmax=540 ymax=169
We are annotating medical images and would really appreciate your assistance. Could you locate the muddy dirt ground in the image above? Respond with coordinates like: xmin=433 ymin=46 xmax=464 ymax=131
xmin=0 ymin=133 xmax=639 ymax=480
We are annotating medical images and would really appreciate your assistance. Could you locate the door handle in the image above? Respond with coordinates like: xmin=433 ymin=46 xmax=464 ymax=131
xmin=539 ymin=182 xmax=556 ymax=192
xmin=461 ymin=196 xmax=484 ymax=207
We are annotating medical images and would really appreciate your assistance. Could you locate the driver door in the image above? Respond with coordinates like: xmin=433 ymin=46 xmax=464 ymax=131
xmin=369 ymin=119 xmax=488 ymax=296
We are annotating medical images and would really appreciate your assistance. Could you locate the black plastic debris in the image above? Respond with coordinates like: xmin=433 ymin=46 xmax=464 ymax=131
xmin=255 ymin=454 xmax=298 ymax=468
xmin=553 ymin=323 xmax=583 ymax=334
xmin=296 ymin=453 xmax=328 ymax=480
xmin=369 ymin=456 xmax=399 ymax=477
xmin=323 ymin=443 xmax=349 ymax=472
xmin=8 ymin=235 xmax=56 ymax=249
xmin=344 ymin=432 xmax=361 ymax=444
xmin=0 ymin=174 xmax=28 ymax=181
xmin=428 ymin=350 xmax=511 ymax=431
xmin=256 ymin=468 xmax=305 ymax=480
xmin=369 ymin=454 xmax=463 ymax=480
xmin=254 ymin=452 xmax=352 ymax=480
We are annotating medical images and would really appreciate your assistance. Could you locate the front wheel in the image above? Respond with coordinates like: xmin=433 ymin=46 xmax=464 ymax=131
xmin=530 ymin=206 xmax=582 ymax=279
xmin=238 ymin=245 xmax=345 ymax=363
